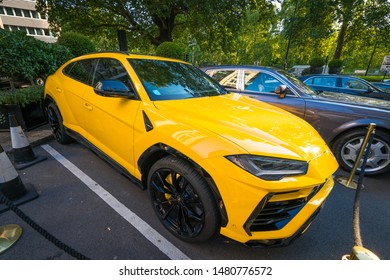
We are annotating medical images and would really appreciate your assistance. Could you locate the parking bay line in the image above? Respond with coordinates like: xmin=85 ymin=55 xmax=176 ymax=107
xmin=41 ymin=144 xmax=190 ymax=260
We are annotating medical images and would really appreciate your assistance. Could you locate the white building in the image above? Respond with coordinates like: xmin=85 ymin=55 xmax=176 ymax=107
xmin=0 ymin=0 xmax=56 ymax=43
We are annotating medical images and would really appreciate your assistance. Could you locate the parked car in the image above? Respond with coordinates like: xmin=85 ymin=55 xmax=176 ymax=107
xmin=287 ymin=65 xmax=310 ymax=77
xmin=202 ymin=65 xmax=390 ymax=175
xmin=372 ymin=82 xmax=390 ymax=92
xmin=299 ymin=74 xmax=390 ymax=101
xmin=44 ymin=52 xmax=338 ymax=246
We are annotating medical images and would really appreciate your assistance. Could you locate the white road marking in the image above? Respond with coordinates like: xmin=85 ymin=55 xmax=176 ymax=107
xmin=41 ymin=144 xmax=190 ymax=260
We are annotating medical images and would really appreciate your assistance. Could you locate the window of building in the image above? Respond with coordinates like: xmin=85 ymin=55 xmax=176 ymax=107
xmin=0 ymin=7 xmax=5 ymax=15
xmin=22 ymin=9 xmax=31 ymax=18
xmin=5 ymin=7 xmax=14 ymax=16
xmin=3 ymin=25 xmax=11 ymax=31
xmin=40 ymin=13 xmax=46 ymax=19
xmin=19 ymin=27 xmax=27 ymax=34
xmin=44 ymin=29 xmax=51 ymax=36
xmin=11 ymin=25 xmax=20 ymax=31
xmin=31 ymin=11 xmax=39 ymax=19
xmin=27 ymin=27 xmax=35 ymax=35
xmin=36 ymin=28 xmax=43 ymax=35
xmin=14 ymin=8 xmax=23 ymax=17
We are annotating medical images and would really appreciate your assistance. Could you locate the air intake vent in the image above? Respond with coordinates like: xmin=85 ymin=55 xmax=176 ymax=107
xmin=142 ymin=111 xmax=153 ymax=132
xmin=244 ymin=183 xmax=323 ymax=234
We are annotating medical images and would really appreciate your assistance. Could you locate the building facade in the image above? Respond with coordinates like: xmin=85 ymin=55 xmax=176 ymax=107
xmin=0 ymin=0 xmax=56 ymax=43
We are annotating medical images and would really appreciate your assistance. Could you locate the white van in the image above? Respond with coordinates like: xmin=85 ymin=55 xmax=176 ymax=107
xmin=287 ymin=65 xmax=310 ymax=76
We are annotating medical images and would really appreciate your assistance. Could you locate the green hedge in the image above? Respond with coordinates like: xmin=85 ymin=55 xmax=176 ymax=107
xmin=357 ymin=76 xmax=386 ymax=82
xmin=155 ymin=42 xmax=184 ymax=60
xmin=0 ymin=86 xmax=44 ymax=107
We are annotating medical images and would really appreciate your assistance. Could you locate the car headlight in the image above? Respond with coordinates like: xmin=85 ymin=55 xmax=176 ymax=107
xmin=226 ymin=155 xmax=308 ymax=181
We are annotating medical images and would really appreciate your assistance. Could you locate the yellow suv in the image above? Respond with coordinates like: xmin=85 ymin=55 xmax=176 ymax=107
xmin=44 ymin=52 xmax=338 ymax=246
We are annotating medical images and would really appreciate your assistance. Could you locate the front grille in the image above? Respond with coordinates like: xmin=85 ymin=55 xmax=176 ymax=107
xmin=244 ymin=183 xmax=323 ymax=234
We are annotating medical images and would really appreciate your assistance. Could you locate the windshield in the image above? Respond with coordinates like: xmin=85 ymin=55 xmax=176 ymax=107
xmin=128 ymin=59 xmax=227 ymax=101
xmin=276 ymin=70 xmax=319 ymax=96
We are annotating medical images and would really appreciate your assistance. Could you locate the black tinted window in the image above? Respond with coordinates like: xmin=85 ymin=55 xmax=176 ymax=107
xmin=92 ymin=59 xmax=133 ymax=90
xmin=129 ymin=59 xmax=226 ymax=101
xmin=63 ymin=59 xmax=96 ymax=85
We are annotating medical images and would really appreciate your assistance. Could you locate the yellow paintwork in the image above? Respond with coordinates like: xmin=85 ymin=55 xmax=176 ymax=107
xmin=44 ymin=52 xmax=339 ymax=244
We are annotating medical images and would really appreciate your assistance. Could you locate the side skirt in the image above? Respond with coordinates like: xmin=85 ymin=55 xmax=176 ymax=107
xmin=65 ymin=128 xmax=144 ymax=190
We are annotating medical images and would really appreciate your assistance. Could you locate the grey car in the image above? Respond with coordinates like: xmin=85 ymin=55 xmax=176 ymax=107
xmin=202 ymin=65 xmax=390 ymax=175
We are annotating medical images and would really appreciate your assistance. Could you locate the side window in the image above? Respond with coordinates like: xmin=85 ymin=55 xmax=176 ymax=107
xmin=304 ymin=78 xmax=314 ymax=85
xmin=244 ymin=71 xmax=282 ymax=93
xmin=342 ymin=78 xmax=369 ymax=90
xmin=312 ymin=77 xmax=336 ymax=87
xmin=63 ymin=59 xmax=96 ymax=85
xmin=208 ymin=70 xmax=238 ymax=89
xmin=92 ymin=58 xmax=133 ymax=90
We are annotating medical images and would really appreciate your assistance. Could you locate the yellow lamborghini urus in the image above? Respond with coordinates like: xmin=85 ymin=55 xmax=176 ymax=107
xmin=44 ymin=52 xmax=338 ymax=246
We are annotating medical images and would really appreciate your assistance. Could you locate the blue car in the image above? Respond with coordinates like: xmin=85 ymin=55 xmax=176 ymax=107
xmin=372 ymin=82 xmax=390 ymax=92
xmin=299 ymin=74 xmax=390 ymax=101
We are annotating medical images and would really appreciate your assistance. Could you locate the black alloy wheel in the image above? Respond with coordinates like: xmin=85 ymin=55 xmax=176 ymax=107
xmin=47 ymin=103 xmax=72 ymax=144
xmin=148 ymin=156 xmax=220 ymax=243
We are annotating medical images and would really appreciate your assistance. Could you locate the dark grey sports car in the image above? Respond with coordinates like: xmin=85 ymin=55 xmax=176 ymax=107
xmin=202 ymin=65 xmax=390 ymax=175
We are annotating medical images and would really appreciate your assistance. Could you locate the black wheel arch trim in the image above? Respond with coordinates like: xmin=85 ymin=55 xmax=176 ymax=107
xmin=138 ymin=143 xmax=228 ymax=227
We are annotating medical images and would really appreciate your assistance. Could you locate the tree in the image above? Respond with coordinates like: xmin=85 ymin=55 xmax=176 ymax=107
xmin=57 ymin=32 xmax=96 ymax=57
xmin=276 ymin=0 xmax=389 ymax=68
xmin=36 ymin=0 xmax=253 ymax=47
xmin=0 ymin=29 xmax=71 ymax=90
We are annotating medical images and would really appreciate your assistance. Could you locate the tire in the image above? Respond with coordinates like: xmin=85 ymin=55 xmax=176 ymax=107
xmin=332 ymin=129 xmax=390 ymax=175
xmin=47 ymin=103 xmax=73 ymax=144
xmin=148 ymin=156 xmax=220 ymax=243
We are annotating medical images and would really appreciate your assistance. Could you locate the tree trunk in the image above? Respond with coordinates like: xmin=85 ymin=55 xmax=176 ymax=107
xmin=333 ymin=21 xmax=348 ymax=59
xmin=152 ymin=13 xmax=176 ymax=46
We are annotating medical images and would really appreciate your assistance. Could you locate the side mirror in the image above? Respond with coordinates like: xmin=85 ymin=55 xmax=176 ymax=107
xmin=94 ymin=80 xmax=136 ymax=98
xmin=274 ymin=85 xmax=287 ymax=99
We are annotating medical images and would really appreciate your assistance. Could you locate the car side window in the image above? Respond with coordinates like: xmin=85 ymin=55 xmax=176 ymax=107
xmin=312 ymin=77 xmax=336 ymax=87
xmin=244 ymin=71 xmax=283 ymax=93
xmin=207 ymin=70 xmax=238 ymax=89
xmin=62 ymin=59 xmax=96 ymax=85
xmin=342 ymin=78 xmax=369 ymax=90
xmin=304 ymin=78 xmax=314 ymax=85
xmin=92 ymin=58 xmax=134 ymax=91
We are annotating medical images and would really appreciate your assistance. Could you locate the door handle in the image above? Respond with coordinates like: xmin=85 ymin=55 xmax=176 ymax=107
xmin=83 ymin=102 xmax=93 ymax=111
xmin=55 ymin=87 xmax=62 ymax=93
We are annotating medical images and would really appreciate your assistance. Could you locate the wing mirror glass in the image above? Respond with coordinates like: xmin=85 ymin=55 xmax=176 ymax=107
xmin=94 ymin=80 xmax=136 ymax=98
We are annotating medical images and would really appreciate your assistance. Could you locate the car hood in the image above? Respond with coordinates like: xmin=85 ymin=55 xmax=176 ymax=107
xmin=316 ymin=91 xmax=390 ymax=110
xmin=153 ymin=93 xmax=329 ymax=161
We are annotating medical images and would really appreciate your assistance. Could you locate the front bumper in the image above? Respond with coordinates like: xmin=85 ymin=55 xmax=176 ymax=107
xmin=217 ymin=175 xmax=335 ymax=244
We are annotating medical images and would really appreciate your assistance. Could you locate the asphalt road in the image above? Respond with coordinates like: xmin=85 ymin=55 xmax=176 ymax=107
xmin=1 ymin=139 xmax=389 ymax=260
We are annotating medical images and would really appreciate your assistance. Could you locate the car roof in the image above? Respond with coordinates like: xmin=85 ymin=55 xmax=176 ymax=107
xmin=65 ymin=51 xmax=187 ymax=64
xmin=201 ymin=65 xmax=282 ymax=73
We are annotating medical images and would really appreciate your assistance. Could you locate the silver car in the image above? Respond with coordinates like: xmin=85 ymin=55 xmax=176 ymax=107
xmin=202 ymin=65 xmax=390 ymax=175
